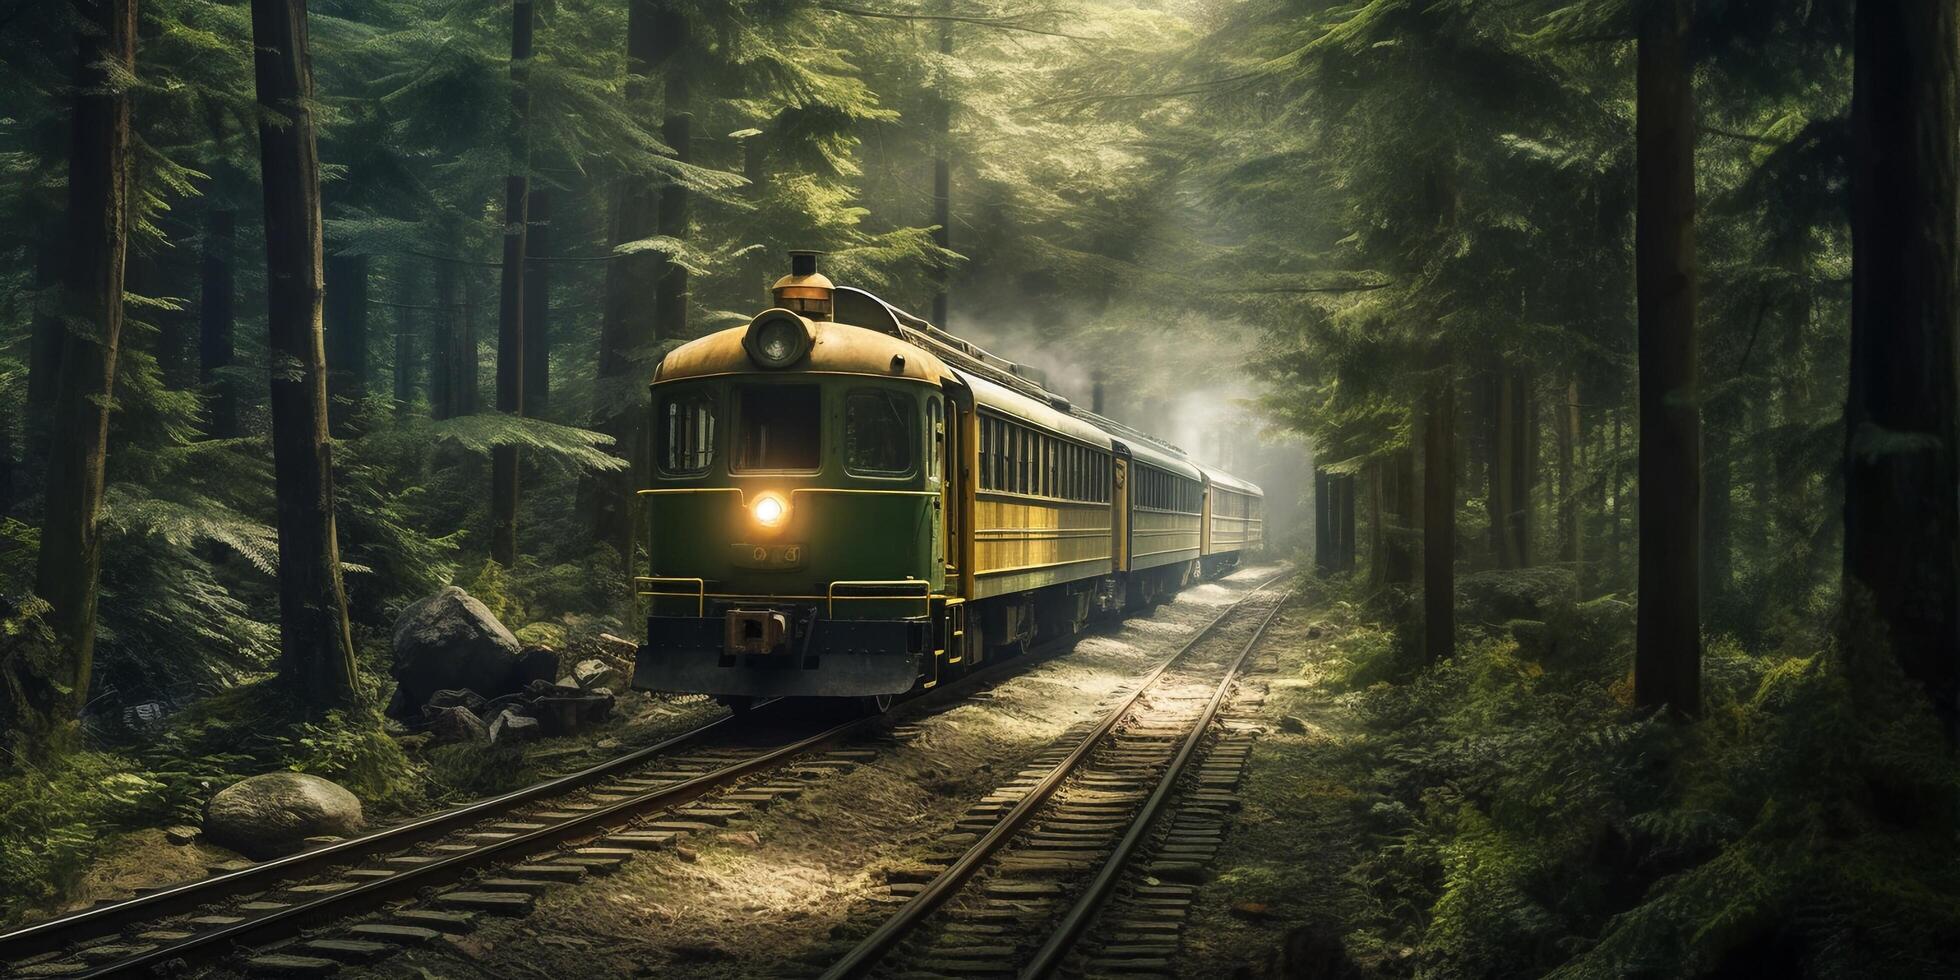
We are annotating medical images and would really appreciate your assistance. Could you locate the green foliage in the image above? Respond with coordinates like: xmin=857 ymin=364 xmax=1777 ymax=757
xmin=1300 ymin=578 xmax=1960 ymax=980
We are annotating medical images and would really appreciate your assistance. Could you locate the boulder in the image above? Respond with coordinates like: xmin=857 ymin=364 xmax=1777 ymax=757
xmin=203 ymin=772 xmax=365 ymax=860
xmin=389 ymin=587 xmax=523 ymax=718
xmin=514 ymin=646 xmax=560 ymax=688
xmin=424 ymin=704 xmax=489 ymax=745
xmin=572 ymin=658 xmax=622 ymax=691
xmin=487 ymin=709 xmax=541 ymax=745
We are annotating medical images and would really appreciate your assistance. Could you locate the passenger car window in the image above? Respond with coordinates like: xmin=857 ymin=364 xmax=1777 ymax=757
xmin=656 ymin=389 xmax=716 ymax=475
xmin=733 ymin=384 xmax=821 ymax=471
xmin=845 ymin=389 xmax=916 ymax=475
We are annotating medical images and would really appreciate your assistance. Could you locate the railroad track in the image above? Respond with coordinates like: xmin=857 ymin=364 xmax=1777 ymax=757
xmin=818 ymin=580 xmax=1291 ymax=980
xmin=3 ymin=570 xmax=1286 ymax=979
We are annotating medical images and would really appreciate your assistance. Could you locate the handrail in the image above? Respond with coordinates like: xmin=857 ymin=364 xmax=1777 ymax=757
xmin=634 ymin=576 xmax=707 ymax=616
xmin=826 ymin=579 xmax=931 ymax=618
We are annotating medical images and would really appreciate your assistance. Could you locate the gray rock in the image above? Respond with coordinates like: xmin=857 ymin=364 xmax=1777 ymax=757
xmin=203 ymin=773 xmax=364 ymax=859
xmin=487 ymin=709 xmax=540 ymax=745
xmin=424 ymin=704 xmax=489 ymax=745
xmin=428 ymin=688 xmax=488 ymax=714
xmin=164 ymin=825 xmax=200 ymax=845
xmin=514 ymin=646 xmax=559 ymax=688
xmin=594 ymin=633 xmax=639 ymax=663
xmin=572 ymin=658 xmax=622 ymax=691
xmin=389 ymin=587 xmax=522 ymax=718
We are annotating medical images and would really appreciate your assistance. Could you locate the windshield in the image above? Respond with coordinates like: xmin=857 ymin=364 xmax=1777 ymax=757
xmin=733 ymin=384 xmax=821 ymax=471
xmin=845 ymin=389 xmax=916 ymax=476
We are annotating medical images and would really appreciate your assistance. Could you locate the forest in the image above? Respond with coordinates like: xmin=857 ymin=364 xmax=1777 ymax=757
xmin=1 ymin=0 xmax=1958 ymax=977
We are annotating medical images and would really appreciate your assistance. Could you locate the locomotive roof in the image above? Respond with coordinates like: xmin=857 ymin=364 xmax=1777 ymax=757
xmin=961 ymin=370 xmax=1114 ymax=448
xmin=652 ymin=318 xmax=957 ymax=386
xmin=1196 ymin=462 xmax=1263 ymax=497
xmin=1119 ymin=435 xmax=1205 ymax=481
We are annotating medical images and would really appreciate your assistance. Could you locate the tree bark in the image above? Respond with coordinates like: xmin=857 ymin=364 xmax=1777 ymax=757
xmin=591 ymin=0 xmax=663 ymax=553
xmin=1633 ymin=0 xmax=1702 ymax=718
xmin=430 ymin=251 xmax=459 ymax=420
xmin=26 ymin=216 xmax=65 ymax=462
xmin=12 ymin=0 xmax=138 ymax=751
xmin=1557 ymin=376 xmax=1582 ymax=565
xmin=1337 ymin=473 xmax=1357 ymax=572
xmin=1313 ymin=467 xmax=1332 ymax=573
xmin=323 ymin=252 xmax=368 ymax=435
xmin=931 ymin=13 xmax=952 ymax=326
xmin=200 ymin=208 xmax=238 ymax=438
xmin=1844 ymin=0 xmax=1960 ymax=736
xmin=491 ymin=0 xmax=535 ymax=569
xmin=1384 ymin=448 xmax=1416 ymax=586
xmin=522 ymin=188 xmax=551 ymax=418
xmin=250 ymin=0 xmax=359 ymax=707
xmin=1424 ymin=377 xmax=1456 ymax=663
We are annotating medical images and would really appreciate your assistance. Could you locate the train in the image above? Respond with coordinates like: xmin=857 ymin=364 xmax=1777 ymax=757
xmin=630 ymin=252 xmax=1264 ymax=711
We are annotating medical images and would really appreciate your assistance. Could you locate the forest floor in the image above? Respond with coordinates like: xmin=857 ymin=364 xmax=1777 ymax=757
xmin=219 ymin=567 xmax=1282 ymax=980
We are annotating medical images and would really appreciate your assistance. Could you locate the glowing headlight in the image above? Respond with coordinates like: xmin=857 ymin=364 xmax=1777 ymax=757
xmin=752 ymin=493 xmax=787 ymax=527
xmin=743 ymin=311 xmax=813 ymax=369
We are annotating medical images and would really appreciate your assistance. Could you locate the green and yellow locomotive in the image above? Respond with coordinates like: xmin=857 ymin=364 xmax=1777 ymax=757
xmin=632 ymin=253 xmax=1263 ymax=710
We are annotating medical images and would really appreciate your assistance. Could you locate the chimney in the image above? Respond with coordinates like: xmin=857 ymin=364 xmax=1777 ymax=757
xmin=772 ymin=250 xmax=834 ymax=320
xmin=1091 ymin=371 xmax=1105 ymax=414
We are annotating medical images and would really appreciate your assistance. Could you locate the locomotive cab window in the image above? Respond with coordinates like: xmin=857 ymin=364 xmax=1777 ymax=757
xmin=656 ymin=389 xmax=717 ymax=475
xmin=733 ymin=384 xmax=821 ymax=471
xmin=845 ymin=389 xmax=916 ymax=476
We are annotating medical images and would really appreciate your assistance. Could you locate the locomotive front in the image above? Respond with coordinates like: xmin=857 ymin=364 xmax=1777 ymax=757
xmin=632 ymin=253 xmax=951 ymax=708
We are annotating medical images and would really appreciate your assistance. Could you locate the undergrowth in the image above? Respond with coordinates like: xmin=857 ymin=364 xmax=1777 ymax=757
xmin=1268 ymin=570 xmax=1960 ymax=979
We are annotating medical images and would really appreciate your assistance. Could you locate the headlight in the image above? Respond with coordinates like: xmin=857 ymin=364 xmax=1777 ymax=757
xmin=743 ymin=311 xmax=813 ymax=369
xmin=752 ymin=493 xmax=787 ymax=527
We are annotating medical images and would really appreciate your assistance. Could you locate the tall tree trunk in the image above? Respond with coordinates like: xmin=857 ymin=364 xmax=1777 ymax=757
xmin=26 ymin=217 xmax=65 ymax=463
xmin=1844 ymin=0 xmax=1960 ymax=736
xmin=1490 ymin=368 xmax=1534 ymax=568
xmin=1424 ymin=376 xmax=1456 ymax=663
xmin=430 ymin=252 xmax=457 ymax=420
xmin=522 ymin=188 xmax=550 ymax=418
xmin=491 ymin=0 xmax=535 ymax=569
xmin=1337 ymin=473 xmax=1357 ymax=572
xmin=1313 ymin=467 xmax=1332 ymax=573
xmin=199 ymin=208 xmax=239 ymax=438
xmin=323 ymin=252 xmax=368 ymax=435
xmin=393 ymin=292 xmax=417 ymax=413
xmin=1557 ymin=376 xmax=1582 ymax=566
xmin=1702 ymin=398 xmax=1733 ymax=604
xmin=931 ymin=13 xmax=952 ymax=326
xmin=250 ymin=0 xmax=359 ymax=707
xmin=1384 ymin=448 xmax=1416 ymax=586
xmin=1634 ymin=0 xmax=1702 ymax=717
xmin=12 ymin=0 xmax=138 ymax=753
xmin=592 ymin=0 xmax=662 ymax=553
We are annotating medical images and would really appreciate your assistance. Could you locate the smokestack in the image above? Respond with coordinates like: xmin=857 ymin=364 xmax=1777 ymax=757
xmin=1092 ymin=371 xmax=1105 ymax=414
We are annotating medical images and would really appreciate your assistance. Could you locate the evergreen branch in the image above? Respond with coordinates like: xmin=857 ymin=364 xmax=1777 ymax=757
xmin=816 ymin=2 xmax=1101 ymax=41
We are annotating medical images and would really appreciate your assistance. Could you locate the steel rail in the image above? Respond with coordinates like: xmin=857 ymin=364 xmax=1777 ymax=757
xmin=817 ymin=577 xmax=1292 ymax=980
xmin=1019 ymin=592 xmax=1289 ymax=979
xmin=0 ymin=699 xmax=775 ymax=961
xmin=19 ymin=570 xmax=1288 ymax=979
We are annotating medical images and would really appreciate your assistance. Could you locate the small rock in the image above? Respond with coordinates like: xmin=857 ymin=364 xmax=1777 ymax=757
xmin=203 ymin=772 xmax=364 ymax=860
xmin=1230 ymin=901 xmax=1272 ymax=920
xmin=673 ymin=846 xmax=698 ymax=863
xmin=1278 ymin=715 xmax=1307 ymax=734
xmin=428 ymin=689 xmax=489 ymax=714
xmin=487 ymin=709 xmax=541 ymax=745
xmin=424 ymin=705 xmax=489 ymax=745
xmin=164 ymin=825 xmax=200 ymax=846
xmin=572 ymin=659 xmax=622 ymax=691
xmin=594 ymin=633 xmax=638 ymax=664
xmin=718 ymin=831 xmax=760 ymax=847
